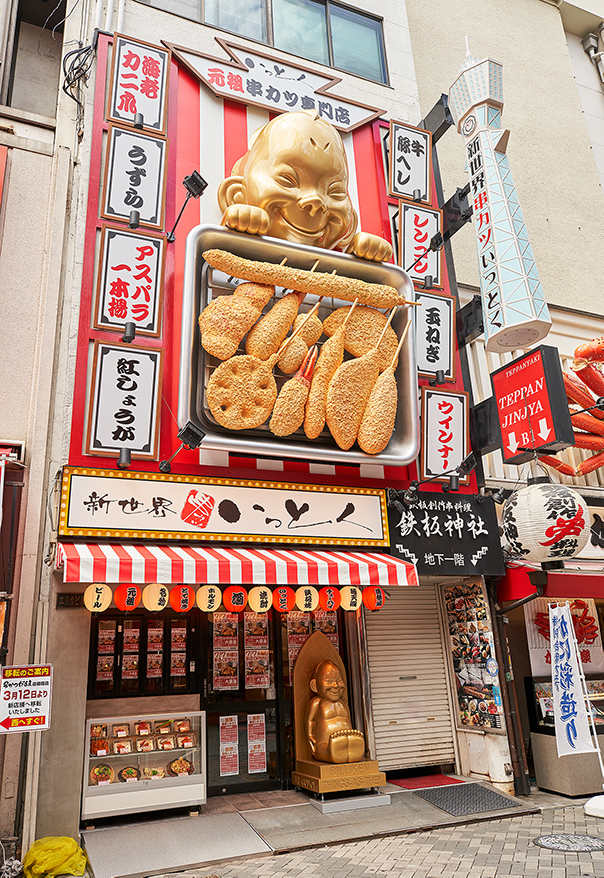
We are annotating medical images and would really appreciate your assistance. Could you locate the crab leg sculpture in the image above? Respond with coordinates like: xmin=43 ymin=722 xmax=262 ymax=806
xmin=539 ymin=337 xmax=604 ymax=477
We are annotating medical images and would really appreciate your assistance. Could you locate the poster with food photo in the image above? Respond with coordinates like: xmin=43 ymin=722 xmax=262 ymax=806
xmin=313 ymin=610 xmax=339 ymax=647
xmin=244 ymin=613 xmax=269 ymax=648
xmin=123 ymin=628 xmax=140 ymax=652
xmin=96 ymin=655 xmax=114 ymax=681
xmin=219 ymin=715 xmax=239 ymax=777
xmin=146 ymin=652 xmax=163 ymax=678
xmin=121 ymin=654 xmax=139 ymax=679
xmin=97 ymin=628 xmax=115 ymax=654
xmin=170 ymin=652 xmax=186 ymax=677
xmin=287 ymin=612 xmax=311 ymax=647
xmin=147 ymin=626 xmax=163 ymax=649
xmin=213 ymin=650 xmax=239 ymax=690
xmin=213 ymin=613 xmax=239 ymax=648
xmin=245 ymin=650 xmax=270 ymax=689
xmin=171 ymin=626 xmax=187 ymax=652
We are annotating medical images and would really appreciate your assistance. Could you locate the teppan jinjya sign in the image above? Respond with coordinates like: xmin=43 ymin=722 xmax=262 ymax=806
xmin=59 ymin=467 xmax=389 ymax=547
xmin=388 ymin=491 xmax=504 ymax=576
xmin=490 ymin=346 xmax=573 ymax=466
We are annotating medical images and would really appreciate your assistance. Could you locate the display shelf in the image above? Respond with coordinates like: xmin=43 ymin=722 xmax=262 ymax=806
xmin=82 ymin=711 xmax=206 ymax=820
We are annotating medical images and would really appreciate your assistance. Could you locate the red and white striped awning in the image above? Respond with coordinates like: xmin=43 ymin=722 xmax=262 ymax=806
xmin=56 ymin=544 xmax=417 ymax=587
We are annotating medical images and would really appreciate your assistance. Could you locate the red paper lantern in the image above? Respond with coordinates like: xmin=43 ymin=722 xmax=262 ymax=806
xmin=169 ymin=584 xmax=196 ymax=613
xmin=223 ymin=585 xmax=248 ymax=613
xmin=272 ymin=586 xmax=296 ymax=613
xmin=362 ymin=586 xmax=386 ymax=611
xmin=318 ymin=586 xmax=341 ymax=612
xmin=114 ymin=584 xmax=141 ymax=611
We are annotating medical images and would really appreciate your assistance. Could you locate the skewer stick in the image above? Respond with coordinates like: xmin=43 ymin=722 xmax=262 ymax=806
xmin=342 ymin=299 xmax=359 ymax=329
xmin=275 ymin=298 xmax=324 ymax=359
xmin=390 ymin=319 xmax=412 ymax=370
xmin=375 ymin=306 xmax=397 ymax=350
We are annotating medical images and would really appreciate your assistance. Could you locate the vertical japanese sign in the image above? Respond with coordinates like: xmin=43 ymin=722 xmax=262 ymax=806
xmin=524 ymin=597 xmax=604 ymax=677
xmin=107 ymin=36 xmax=170 ymax=133
xmin=420 ymin=388 xmax=469 ymax=482
xmin=388 ymin=121 xmax=431 ymax=202
xmin=549 ymin=603 xmax=595 ymax=757
xmin=0 ymin=665 xmax=53 ymax=732
xmin=94 ymin=226 xmax=165 ymax=336
xmin=399 ymin=204 xmax=442 ymax=284
xmin=86 ymin=342 xmax=162 ymax=458
xmin=101 ymin=126 xmax=167 ymax=230
xmin=414 ymin=291 xmax=455 ymax=381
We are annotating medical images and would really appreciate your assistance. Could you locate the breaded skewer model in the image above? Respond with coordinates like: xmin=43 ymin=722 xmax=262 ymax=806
xmin=199 ymin=281 xmax=275 ymax=360
xmin=325 ymin=308 xmax=397 ymax=451
xmin=304 ymin=301 xmax=358 ymax=440
xmin=207 ymin=301 xmax=322 ymax=430
xmin=278 ymin=308 xmax=323 ymax=374
xmin=357 ymin=320 xmax=411 ymax=455
xmin=246 ymin=290 xmax=305 ymax=359
xmin=269 ymin=345 xmax=318 ymax=437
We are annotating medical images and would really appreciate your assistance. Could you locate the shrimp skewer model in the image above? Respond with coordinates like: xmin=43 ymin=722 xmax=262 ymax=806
xmin=269 ymin=345 xmax=318 ymax=436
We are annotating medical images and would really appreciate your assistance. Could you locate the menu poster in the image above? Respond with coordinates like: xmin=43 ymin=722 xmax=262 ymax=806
xmin=314 ymin=611 xmax=339 ymax=647
xmin=170 ymin=652 xmax=186 ymax=677
xmin=220 ymin=715 xmax=239 ymax=777
xmin=96 ymin=655 xmax=114 ymax=681
xmin=245 ymin=650 xmax=270 ymax=689
xmin=148 ymin=626 xmax=163 ymax=649
xmin=244 ymin=613 xmax=269 ymax=649
xmin=214 ymin=650 xmax=239 ymax=690
xmin=98 ymin=628 xmax=115 ymax=654
xmin=287 ymin=612 xmax=311 ymax=647
xmin=247 ymin=713 xmax=267 ymax=774
xmin=171 ymin=627 xmax=187 ymax=652
xmin=443 ymin=581 xmax=504 ymax=733
xmin=122 ymin=654 xmax=139 ymax=679
xmin=147 ymin=652 xmax=163 ymax=678
xmin=288 ymin=647 xmax=301 ymax=685
xmin=214 ymin=613 xmax=239 ymax=649
xmin=123 ymin=628 xmax=140 ymax=652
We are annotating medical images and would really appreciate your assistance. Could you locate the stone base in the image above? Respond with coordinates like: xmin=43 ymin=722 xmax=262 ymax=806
xmin=309 ymin=792 xmax=391 ymax=813
xmin=292 ymin=758 xmax=386 ymax=794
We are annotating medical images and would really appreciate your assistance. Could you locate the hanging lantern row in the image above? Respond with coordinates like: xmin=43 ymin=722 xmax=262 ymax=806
xmin=83 ymin=583 xmax=387 ymax=613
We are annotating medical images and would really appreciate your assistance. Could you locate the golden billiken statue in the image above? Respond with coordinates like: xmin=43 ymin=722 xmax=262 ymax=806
xmin=217 ymin=110 xmax=392 ymax=262
xmin=306 ymin=660 xmax=365 ymax=764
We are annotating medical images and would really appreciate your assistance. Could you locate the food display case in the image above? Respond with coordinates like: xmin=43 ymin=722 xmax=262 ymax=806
xmin=525 ymin=676 xmax=604 ymax=735
xmin=82 ymin=711 xmax=206 ymax=820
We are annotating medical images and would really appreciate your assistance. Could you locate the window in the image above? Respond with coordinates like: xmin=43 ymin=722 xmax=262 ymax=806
xmin=139 ymin=0 xmax=387 ymax=84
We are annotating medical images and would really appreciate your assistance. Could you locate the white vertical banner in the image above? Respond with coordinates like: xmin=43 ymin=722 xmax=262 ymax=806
xmin=550 ymin=603 xmax=596 ymax=757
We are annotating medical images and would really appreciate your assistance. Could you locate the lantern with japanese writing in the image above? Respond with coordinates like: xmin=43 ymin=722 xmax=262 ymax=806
xmin=318 ymin=586 xmax=341 ymax=612
xmin=248 ymin=586 xmax=272 ymax=614
xmin=223 ymin=585 xmax=248 ymax=613
xmin=501 ymin=480 xmax=590 ymax=564
xmin=196 ymin=584 xmax=222 ymax=613
xmin=114 ymin=584 xmax=141 ymax=611
xmin=142 ymin=583 xmax=169 ymax=612
xmin=83 ymin=584 xmax=112 ymax=612
xmin=362 ymin=586 xmax=386 ymax=610
xmin=273 ymin=586 xmax=296 ymax=613
xmin=340 ymin=586 xmax=362 ymax=612
xmin=169 ymin=584 xmax=195 ymax=613
xmin=295 ymin=586 xmax=319 ymax=612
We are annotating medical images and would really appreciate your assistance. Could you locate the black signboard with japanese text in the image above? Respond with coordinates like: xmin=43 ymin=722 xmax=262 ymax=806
xmin=388 ymin=491 xmax=504 ymax=577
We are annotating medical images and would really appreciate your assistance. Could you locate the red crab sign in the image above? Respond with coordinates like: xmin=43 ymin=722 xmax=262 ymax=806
xmin=490 ymin=346 xmax=573 ymax=465
xmin=534 ymin=600 xmax=599 ymax=645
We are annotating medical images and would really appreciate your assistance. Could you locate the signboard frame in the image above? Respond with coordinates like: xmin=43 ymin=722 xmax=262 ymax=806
xmin=388 ymin=120 xmax=432 ymax=204
xmin=414 ymin=289 xmax=455 ymax=382
xmin=0 ymin=665 xmax=53 ymax=732
xmin=107 ymin=34 xmax=171 ymax=134
xmin=420 ymin=387 xmax=470 ymax=484
xmin=399 ymin=202 xmax=443 ymax=286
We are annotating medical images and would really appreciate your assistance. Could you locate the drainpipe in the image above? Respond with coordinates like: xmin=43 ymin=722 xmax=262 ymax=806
xmin=582 ymin=30 xmax=604 ymax=85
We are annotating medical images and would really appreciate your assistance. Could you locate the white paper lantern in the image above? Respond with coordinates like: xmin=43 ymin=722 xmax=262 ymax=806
xmin=340 ymin=586 xmax=362 ymax=611
xmin=142 ymin=583 xmax=170 ymax=612
xmin=295 ymin=586 xmax=319 ymax=612
xmin=248 ymin=586 xmax=272 ymax=614
xmin=196 ymin=584 xmax=222 ymax=613
xmin=83 ymin=584 xmax=112 ymax=612
xmin=501 ymin=481 xmax=590 ymax=564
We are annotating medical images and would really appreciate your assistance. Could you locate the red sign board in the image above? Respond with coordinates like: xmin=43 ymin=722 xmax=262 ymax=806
xmin=0 ymin=665 xmax=53 ymax=733
xmin=490 ymin=346 xmax=573 ymax=464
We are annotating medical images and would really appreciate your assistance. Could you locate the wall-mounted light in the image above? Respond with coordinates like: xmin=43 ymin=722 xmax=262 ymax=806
xmin=159 ymin=421 xmax=206 ymax=473
xmin=121 ymin=321 xmax=136 ymax=344
xmin=429 ymin=370 xmax=447 ymax=386
xmin=128 ymin=210 xmax=140 ymax=229
xmin=117 ymin=448 xmax=131 ymax=470
xmin=133 ymin=113 xmax=144 ymax=129
xmin=166 ymin=171 xmax=208 ymax=243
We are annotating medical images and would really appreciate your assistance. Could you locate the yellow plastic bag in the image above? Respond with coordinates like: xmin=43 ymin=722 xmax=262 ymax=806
xmin=23 ymin=837 xmax=86 ymax=878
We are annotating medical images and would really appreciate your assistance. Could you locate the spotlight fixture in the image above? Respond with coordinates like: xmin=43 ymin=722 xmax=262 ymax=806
xmin=159 ymin=421 xmax=206 ymax=473
xmin=429 ymin=369 xmax=447 ymax=386
xmin=133 ymin=113 xmax=144 ymax=129
xmin=387 ymin=453 xmax=477 ymax=506
xmin=442 ymin=473 xmax=460 ymax=493
xmin=121 ymin=321 xmax=136 ymax=344
xmin=166 ymin=170 xmax=208 ymax=243
xmin=412 ymin=189 xmax=422 ymax=202
xmin=423 ymin=275 xmax=434 ymax=289
xmin=117 ymin=448 xmax=131 ymax=469
xmin=128 ymin=210 xmax=140 ymax=229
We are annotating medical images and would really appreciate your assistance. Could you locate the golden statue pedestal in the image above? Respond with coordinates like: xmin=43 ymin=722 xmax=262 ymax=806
xmin=292 ymin=758 xmax=386 ymax=795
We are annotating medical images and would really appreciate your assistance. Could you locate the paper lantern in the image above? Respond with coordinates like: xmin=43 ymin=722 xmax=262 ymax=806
xmin=501 ymin=481 xmax=590 ymax=564
xmin=169 ymin=584 xmax=195 ymax=613
xmin=340 ymin=586 xmax=362 ymax=611
xmin=223 ymin=585 xmax=248 ymax=613
xmin=273 ymin=586 xmax=296 ymax=613
xmin=83 ymin=584 xmax=112 ymax=613
xmin=142 ymin=583 xmax=169 ymax=612
xmin=114 ymin=584 xmax=141 ymax=611
xmin=295 ymin=586 xmax=319 ymax=612
xmin=318 ymin=586 xmax=341 ymax=612
xmin=362 ymin=586 xmax=386 ymax=610
xmin=196 ymin=584 xmax=222 ymax=613
xmin=248 ymin=586 xmax=272 ymax=614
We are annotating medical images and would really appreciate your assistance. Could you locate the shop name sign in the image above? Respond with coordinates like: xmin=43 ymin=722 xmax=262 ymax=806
xmin=490 ymin=346 xmax=573 ymax=465
xmin=59 ymin=467 xmax=388 ymax=547
xmin=0 ymin=665 xmax=53 ymax=732
xmin=167 ymin=39 xmax=382 ymax=132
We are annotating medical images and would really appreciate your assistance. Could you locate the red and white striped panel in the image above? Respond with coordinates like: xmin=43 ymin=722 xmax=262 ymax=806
xmin=56 ymin=543 xmax=417 ymax=587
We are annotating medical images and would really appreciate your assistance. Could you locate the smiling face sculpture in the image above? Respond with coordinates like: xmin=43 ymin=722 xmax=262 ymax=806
xmin=217 ymin=111 xmax=392 ymax=262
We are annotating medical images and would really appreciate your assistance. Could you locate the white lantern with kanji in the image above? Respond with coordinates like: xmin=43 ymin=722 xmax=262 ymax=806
xmin=501 ymin=480 xmax=590 ymax=564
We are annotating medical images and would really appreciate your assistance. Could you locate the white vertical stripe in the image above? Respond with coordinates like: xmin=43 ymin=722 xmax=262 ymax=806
xmin=342 ymin=131 xmax=360 ymax=230
xmin=246 ymin=106 xmax=270 ymax=150
xmin=76 ymin=544 xmax=96 ymax=583
xmin=200 ymin=91 xmax=225 ymax=226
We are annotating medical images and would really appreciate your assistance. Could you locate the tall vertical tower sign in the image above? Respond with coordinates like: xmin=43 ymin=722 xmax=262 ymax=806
xmin=449 ymin=44 xmax=551 ymax=353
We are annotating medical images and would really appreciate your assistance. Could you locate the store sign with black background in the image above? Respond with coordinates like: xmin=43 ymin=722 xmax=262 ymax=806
xmin=388 ymin=491 xmax=504 ymax=576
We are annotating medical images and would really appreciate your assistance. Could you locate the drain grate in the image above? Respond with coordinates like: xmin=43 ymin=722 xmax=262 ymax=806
xmin=533 ymin=834 xmax=604 ymax=852
xmin=413 ymin=783 xmax=517 ymax=816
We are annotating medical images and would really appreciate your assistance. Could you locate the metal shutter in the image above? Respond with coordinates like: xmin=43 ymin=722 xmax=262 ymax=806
xmin=365 ymin=585 xmax=456 ymax=770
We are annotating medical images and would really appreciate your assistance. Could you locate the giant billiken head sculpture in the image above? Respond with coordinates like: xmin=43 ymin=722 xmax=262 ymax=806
xmin=217 ymin=111 xmax=392 ymax=262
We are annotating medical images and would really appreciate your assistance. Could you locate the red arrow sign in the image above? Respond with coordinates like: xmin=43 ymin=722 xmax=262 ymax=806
xmin=0 ymin=716 xmax=46 ymax=730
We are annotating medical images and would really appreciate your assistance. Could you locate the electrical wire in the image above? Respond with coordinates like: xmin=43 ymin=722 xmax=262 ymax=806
xmin=62 ymin=40 xmax=96 ymax=136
